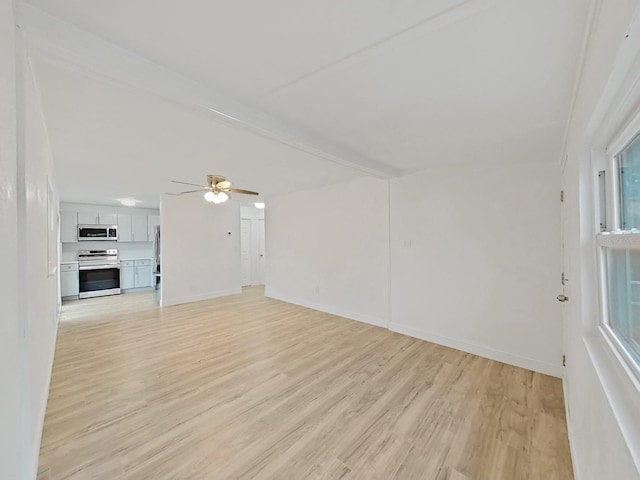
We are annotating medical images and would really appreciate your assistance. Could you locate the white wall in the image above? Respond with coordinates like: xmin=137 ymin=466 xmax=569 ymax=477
xmin=0 ymin=2 xmax=23 ymax=479
xmin=160 ymin=194 xmax=241 ymax=306
xmin=265 ymin=176 xmax=390 ymax=327
xmin=0 ymin=7 xmax=60 ymax=477
xmin=23 ymin=52 xmax=60 ymax=480
xmin=561 ymin=0 xmax=640 ymax=478
xmin=265 ymin=165 xmax=562 ymax=378
xmin=389 ymin=164 xmax=562 ymax=376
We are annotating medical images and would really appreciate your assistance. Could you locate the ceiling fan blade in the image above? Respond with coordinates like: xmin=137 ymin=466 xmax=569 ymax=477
xmin=229 ymin=188 xmax=259 ymax=196
xmin=171 ymin=180 xmax=208 ymax=188
xmin=177 ymin=189 xmax=207 ymax=194
xmin=216 ymin=180 xmax=231 ymax=189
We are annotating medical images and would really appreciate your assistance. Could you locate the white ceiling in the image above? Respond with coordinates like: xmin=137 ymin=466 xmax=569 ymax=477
xmin=25 ymin=0 xmax=472 ymax=102
xmin=22 ymin=0 xmax=590 ymax=206
xmin=256 ymin=0 xmax=587 ymax=170
xmin=31 ymin=56 xmax=364 ymax=207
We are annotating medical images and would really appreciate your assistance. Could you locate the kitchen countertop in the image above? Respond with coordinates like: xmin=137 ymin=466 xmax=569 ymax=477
xmin=60 ymin=258 xmax=153 ymax=264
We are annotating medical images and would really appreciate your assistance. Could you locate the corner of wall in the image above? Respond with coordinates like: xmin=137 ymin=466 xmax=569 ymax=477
xmin=265 ymin=289 xmax=388 ymax=329
xmin=388 ymin=322 xmax=564 ymax=378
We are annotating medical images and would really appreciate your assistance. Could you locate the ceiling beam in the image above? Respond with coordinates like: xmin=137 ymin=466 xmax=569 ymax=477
xmin=16 ymin=3 xmax=401 ymax=178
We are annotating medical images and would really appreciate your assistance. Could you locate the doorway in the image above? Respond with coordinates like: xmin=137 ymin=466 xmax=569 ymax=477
xmin=240 ymin=205 xmax=266 ymax=286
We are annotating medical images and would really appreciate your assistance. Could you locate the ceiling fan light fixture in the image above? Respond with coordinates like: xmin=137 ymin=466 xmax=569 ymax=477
xmin=254 ymin=202 xmax=265 ymax=209
xmin=119 ymin=197 xmax=137 ymax=207
xmin=205 ymin=191 xmax=229 ymax=204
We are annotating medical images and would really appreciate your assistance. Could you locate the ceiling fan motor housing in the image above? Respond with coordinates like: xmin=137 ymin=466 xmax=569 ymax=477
xmin=207 ymin=175 xmax=226 ymax=187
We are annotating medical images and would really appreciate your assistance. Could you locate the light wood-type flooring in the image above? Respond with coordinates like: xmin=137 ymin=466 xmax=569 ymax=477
xmin=38 ymin=287 xmax=573 ymax=479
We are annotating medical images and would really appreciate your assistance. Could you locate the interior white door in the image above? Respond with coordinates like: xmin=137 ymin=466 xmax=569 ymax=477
xmin=257 ymin=218 xmax=265 ymax=285
xmin=240 ymin=218 xmax=252 ymax=287
xmin=560 ymin=157 xmax=577 ymax=384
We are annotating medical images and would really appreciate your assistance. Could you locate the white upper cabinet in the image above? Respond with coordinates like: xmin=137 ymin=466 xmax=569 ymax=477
xmin=77 ymin=212 xmax=99 ymax=224
xmin=117 ymin=214 xmax=133 ymax=241
xmin=60 ymin=205 xmax=159 ymax=243
xmin=99 ymin=214 xmax=118 ymax=225
xmin=115 ymin=214 xmax=156 ymax=242
xmin=77 ymin=213 xmax=120 ymax=225
xmin=78 ymin=212 xmax=118 ymax=225
xmin=121 ymin=214 xmax=148 ymax=242
xmin=132 ymin=215 xmax=148 ymax=242
xmin=60 ymin=211 xmax=78 ymax=243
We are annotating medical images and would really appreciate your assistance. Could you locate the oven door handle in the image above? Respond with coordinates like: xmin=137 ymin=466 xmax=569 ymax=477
xmin=79 ymin=265 xmax=120 ymax=270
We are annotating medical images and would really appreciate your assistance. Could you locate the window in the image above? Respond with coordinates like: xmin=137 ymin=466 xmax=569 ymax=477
xmin=619 ymin=136 xmax=640 ymax=229
xmin=603 ymin=246 xmax=640 ymax=365
xmin=599 ymin=132 xmax=640 ymax=378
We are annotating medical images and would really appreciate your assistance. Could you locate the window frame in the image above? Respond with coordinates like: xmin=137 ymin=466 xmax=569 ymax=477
xmin=596 ymin=111 xmax=640 ymax=385
xmin=597 ymin=234 xmax=640 ymax=383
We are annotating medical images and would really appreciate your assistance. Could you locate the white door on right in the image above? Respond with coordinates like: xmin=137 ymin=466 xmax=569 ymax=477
xmin=257 ymin=218 xmax=265 ymax=285
xmin=240 ymin=218 xmax=252 ymax=286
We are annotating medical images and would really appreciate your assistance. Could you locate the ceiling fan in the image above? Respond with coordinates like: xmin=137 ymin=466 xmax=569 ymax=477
xmin=170 ymin=175 xmax=258 ymax=204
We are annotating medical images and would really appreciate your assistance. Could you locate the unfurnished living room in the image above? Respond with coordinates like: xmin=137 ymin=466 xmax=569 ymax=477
xmin=2 ymin=1 xmax=640 ymax=479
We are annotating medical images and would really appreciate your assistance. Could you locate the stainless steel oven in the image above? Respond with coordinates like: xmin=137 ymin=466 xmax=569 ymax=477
xmin=78 ymin=249 xmax=121 ymax=298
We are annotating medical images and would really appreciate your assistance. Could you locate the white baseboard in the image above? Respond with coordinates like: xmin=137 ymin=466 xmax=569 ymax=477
xmin=120 ymin=286 xmax=154 ymax=293
xmin=388 ymin=322 xmax=563 ymax=378
xmin=265 ymin=290 xmax=387 ymax=328
xmin=264 ymin=292 xmax=560 ymax=376
xmin=161 ymin=288 xmax=242 ymax=307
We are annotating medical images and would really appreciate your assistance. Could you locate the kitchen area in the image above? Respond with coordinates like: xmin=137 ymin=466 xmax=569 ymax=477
xmin=59 ymin=202 xmax=161 ymax=304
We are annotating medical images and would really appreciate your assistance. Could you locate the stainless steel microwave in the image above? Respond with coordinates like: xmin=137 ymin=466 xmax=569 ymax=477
xmin=77 ymin=225 xmax=118 ymax=241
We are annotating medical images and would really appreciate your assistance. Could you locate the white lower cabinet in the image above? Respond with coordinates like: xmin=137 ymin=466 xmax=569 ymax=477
xmin=60 ymin=263 xmax=79 ymax=297
xmin=134 ymin=260 xmax=153 ymax=288
xmin=120 ymin=261 xmax=135 ymax=289
xmin=120 ymin=259 xmax=152 ymax=289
